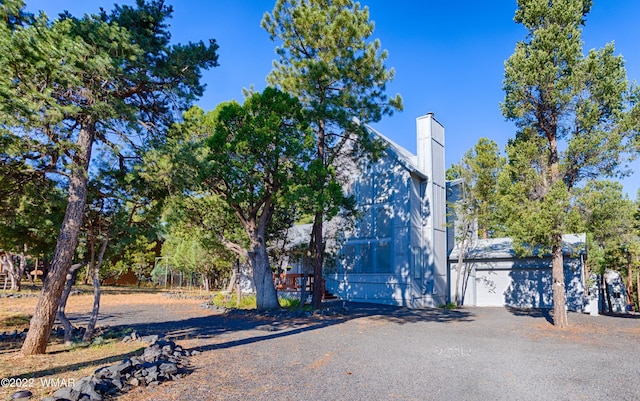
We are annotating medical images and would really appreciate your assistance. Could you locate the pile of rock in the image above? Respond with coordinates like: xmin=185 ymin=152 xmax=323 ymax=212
xmin=0 ymin=290 xmax=85 ymax=299
xmin=162 ymin=291 xmax=211 ymax=300
xmin=0 ymin=325 xmax=99 ymax=345
xmin=42 ymin=337 xmax=197 ymax=401
xmin=0 ymin=328 xmax=28 ymax=342
xmin=0 ymin=293 xmax=38 ymax=299
xmin=199 ymin=301 xmax=224 ymax=310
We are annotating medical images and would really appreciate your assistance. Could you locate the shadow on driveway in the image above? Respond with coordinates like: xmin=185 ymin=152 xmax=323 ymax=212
xmin=104 ymin=301 xmax=476 ymax=353
xmin=505 ymin=306 xmax=553 ymax=324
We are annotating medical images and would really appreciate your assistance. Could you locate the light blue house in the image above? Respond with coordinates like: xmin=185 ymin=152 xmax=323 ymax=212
xmin=279 ymin=112 xmax=589 ymax=311
xmin=322 ymin=113 xmax=448 ymax=307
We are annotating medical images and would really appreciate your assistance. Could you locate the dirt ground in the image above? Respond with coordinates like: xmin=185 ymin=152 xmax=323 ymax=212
xmin=0 ymin=288 xmax=209 ymax=400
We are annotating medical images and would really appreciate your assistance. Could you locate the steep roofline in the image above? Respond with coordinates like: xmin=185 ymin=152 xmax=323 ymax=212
xmin=364 ymin=124 xmax=428 ymax=181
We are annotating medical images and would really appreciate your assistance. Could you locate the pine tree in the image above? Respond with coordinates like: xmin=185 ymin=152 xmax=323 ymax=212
xmin=500 ymin=0 xmax=638 ymax=327
xmin=262 ymin=0 xmax=402 ymax=308
xmin=0 ymin=1 xmax=218 ymax=354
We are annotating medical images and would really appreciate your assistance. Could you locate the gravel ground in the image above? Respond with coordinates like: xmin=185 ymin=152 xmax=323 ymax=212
xmin=84 ymin=300 xmax=640 ymax=401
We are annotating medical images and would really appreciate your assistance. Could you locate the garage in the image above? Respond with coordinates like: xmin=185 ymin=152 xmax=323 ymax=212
xmin=449 ymin=234 xmax=586 ymax=310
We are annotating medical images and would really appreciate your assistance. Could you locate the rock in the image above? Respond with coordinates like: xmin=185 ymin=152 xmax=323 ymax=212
xmin=47 ymin=337 xmax=191 ymax=401
xmin=139 ymin=334 xmax=159 ymax=344
xmin=72 ymin=377 xmax=104 ymax=401
xmin=161 ymin=344 xmax=175 ymax=354
xmin=112 ymin=359 xmax=133 ymax=375
xmin=11 ymin=390 xmax=32 ymax=400
xmin=159 ymin=362 xmax=178 ymax=376
xmin=111 ymin=377 xmax=125 ymax=390
xmin=191 ymin=350 xmax=201 ymax=356
xmin=53 ymin=386 xmax=80 ymax=401
xmin=143 ymin=345 xmax=162 ymax=361
xmin=121 ymin=335 xmax=131 ymax=343
xmin=94 ymin=379 xmax=115 ymax=395
xmin=146 ymin=369 xmax=159 ymax=383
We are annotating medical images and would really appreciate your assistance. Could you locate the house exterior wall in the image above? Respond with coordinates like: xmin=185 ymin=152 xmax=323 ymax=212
xmin=325 ymin=113 xmax=446 ymax=308
xmin=325 ymin=157 xmax=418 ymax=306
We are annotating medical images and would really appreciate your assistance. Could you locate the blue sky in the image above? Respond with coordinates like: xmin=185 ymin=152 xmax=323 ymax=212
xmin=26 ymin=1 xmax=640 ymax=197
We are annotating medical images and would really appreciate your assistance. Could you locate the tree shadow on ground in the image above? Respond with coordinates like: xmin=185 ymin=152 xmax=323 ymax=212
xmin=601 ymin=312 xmax=640 ymax=319
xmin=506 ymin=306 xmax=553 ymax=324
xmin=337 ymin=301 xmax=475 ymax=325
xmin=102 ymin=301 xmax=475 ymax=353
xmin=4 ymin=301 xmax=475 ymax=380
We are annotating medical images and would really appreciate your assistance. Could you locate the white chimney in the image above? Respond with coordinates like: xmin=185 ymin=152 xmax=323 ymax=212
xmin=416 ymin=112 xmax=444 ymax=180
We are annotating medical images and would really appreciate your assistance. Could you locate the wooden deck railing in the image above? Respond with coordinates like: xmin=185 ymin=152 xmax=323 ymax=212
xmin=273 ymin=273 xmax=312 ymax=292
xmin=273 ymin=273 xmax=327 ymax=299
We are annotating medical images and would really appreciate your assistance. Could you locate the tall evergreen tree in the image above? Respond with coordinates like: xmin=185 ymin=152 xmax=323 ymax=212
xmin=0 ymin=0 xmax=218 ymax=354
xmin=500 ymin=0 xmax=638 ymax=327
xmin=262 ymin=0 xmax=402 ymax=308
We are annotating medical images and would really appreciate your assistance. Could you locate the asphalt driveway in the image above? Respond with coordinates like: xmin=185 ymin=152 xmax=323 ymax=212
xmin=101 ymin=301 xmax=640 ymax=401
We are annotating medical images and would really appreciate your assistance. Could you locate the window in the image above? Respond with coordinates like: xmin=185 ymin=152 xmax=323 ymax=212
xmin=341 ymin=241 xmax=392 ymax=274
xmin=376 ymin=242 xmax=391 ymax=273
xmin=358 ymin=177 xmax=373 ymax=204
xmin=375 ymin=207 xmax=392 ymax=238
xmin=357 ymin=208 xmax=373 ymax=238
xmin=359 ymin=243 xmax=373 ymax=273
xmin=342 ymin=245 xmax=356 ymax=272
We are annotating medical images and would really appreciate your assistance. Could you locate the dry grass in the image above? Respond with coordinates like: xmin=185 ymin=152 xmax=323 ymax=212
xmin=0 ymin=313 xmax=32 ymax=332
xmin=0 ymin=340 xmax=145 ymax=400
xmin=0 ymin=286 xmax=213 ymax=400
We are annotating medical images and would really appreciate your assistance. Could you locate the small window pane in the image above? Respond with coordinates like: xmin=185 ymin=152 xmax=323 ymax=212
xmin=376 ymin=242 xmax=391 ymax=273
xmin=358 ymin=208 xmax=373 ymax=238
xmin=359 ymin=244 xmax=373 ymax=273
xmin=374 ymin=169 xmax=392 ymax=203
xmin=359 ymin=177 xmax=373 ymax=204
xmin=376 ymin=207 xmax=392 ymax=238
xmin=342 ymin=245 xmax=356 ymax=272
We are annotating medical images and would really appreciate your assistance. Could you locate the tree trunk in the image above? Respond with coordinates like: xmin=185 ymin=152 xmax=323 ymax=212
xmin=1 ymin=253 xmax=17 ymax=291
xmin=251 ymin=237 xmax=279 ymax=310
xmin=299 ymin=272 xmax=307 ymax=308
xmin=599 ymin=274 xmax=606 ymax=314
xmin=202 ymin=273 xmax=210 ymax=292
xmin=57 ymin=263 xmax=83 ymax=345
xmin=626 ymin=252 xmax=634 ymax=311
xmin=551 ymin=237 xmax=568 ymax=328
xmin=311 ymin=213 xmax=324 ymax=309
xmin=454 ymin=237 xmax=468 ymax=307
xmin=636 ymin=264 xmax=639 ymax=312
xmin=30 ymin=257 xmax=38 ymax=285
xmin=21 ymin=123 xmax=95 ymax=355
xmin=84 ymin=234 xmax=96 ymax=285
xmin=15 ymin=250 xmax=27 ymax=291
xmin=461 ymin=264 xmax=472 ymax=306
xmin=83 ymin=234 xmax=108 ymax=342
xmin=311 ymin=118 xmax=326 ymax=310
xmin=226 ymin=268 xmax=236 ymax=293
xmin=604 ymin=271 xmax=612 ymax=313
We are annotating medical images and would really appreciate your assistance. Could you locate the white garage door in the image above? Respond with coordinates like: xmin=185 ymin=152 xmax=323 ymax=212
xmin=474 ymin=267 xmax=553 ymax=308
